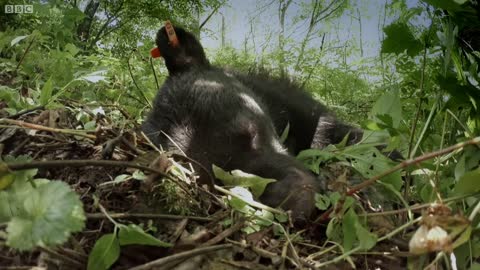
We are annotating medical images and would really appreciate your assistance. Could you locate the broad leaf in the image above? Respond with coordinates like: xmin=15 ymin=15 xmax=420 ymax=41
xmin=314 ymin=193 xmax=331 ymax=210
xmin=454 ymin=168 xmax=480 ymax=195
xmin=370 ymin=88 xmax=402 ymax=128
xmin=228 ymin=186 xmax=254 ymax=211
xmin=64 ymin=43 xmax=80 ymax=56
xmin=253 ymin=210 xmax=274 ymax=227
xmin=87 ymin=234 xmax=120 ymax=270
xmin=6 ymin=180 xmax=85 ymax=250
xmin=113 ymin=174 xmax=130 ymax=183
xmin=355 ymin=222 xmax=377 ymax=250
xmin=381 ymin=22 xmax=422 ymax=57
xmin=118 ymin=224 xmax=172 ymax=247
xmin=213 ymin=165 xmax=276 ymax=198
xmin=339 ymin=145 xmax=402 ymax=190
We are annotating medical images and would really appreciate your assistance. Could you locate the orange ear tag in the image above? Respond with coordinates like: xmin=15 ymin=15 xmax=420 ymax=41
xmin=164 ymin=20 xmax=179 ymax=47
xmin=150 ymin=47 xmax=161 ymax=58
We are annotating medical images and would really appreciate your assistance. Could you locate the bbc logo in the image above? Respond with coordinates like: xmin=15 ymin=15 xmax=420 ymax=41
xmin=4 ymin=5 xmax=33 ymax=14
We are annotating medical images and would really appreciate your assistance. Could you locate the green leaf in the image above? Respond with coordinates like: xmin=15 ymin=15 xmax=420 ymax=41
xmin=314 ymin=193 xmax=331 ymax=210
xmin=0 ymin=162 xmax=14 ymax=190
xmin=5 ymin=180 xmax=85 ymax=250
xmin=381 ymin=22 xmax=422 ymax=57
xmin=87 ymin=234 xmax=120 ymax=270
xmin=275 ymin=212 xmax=288 ymax=223
xmin=3 ymin=156 xmax=38 ymax=182
xmin=253 ymin=210 xmax=274 ymax=226
xmin=451 ymin=225 xmax=471 ymax=250
xmin=132 ymin=170 xmax=147 ymax=181
xmin=421 ymin=0 xmax=464 ymax=12
xmin=297 ymin=148 xmax=336 ymax=161
xmin=0 ymin=173 xmax=14 ymax=190
xmin=213 ymin=165 xmax=276 ymax=198
xmin=39 ymin=77 xmax=53 ymax=105
xmin=454 ymin=154 xmax=466 ymax=180
xmin=84 ymin=120 xmax=96 ymax=131
xmin=228 ymin=186 xmax=254 ymax=212
xmin=454 ymin=168 xmax=480 ymax=195
xmin=297 ymin=148 xmax=336 ymax=174
xmin=342 ymin=209 xmax=357 ymax=251
xmin=326 ymin=218 xmax=341 ymax=241
xmin=118 ymin=224 xmax=172 ymax=247
xmin=360 ymin=130 xmax=392 ymax=144
xmin=0 ymin=86 xmax=23 ymax=111
xmin=113 ymin=174 xmax=130 ymax=183
xmin=370 ymin=88 xmax=402 ymax=129
xmin=340 ymin=145 xmax=402 ymax=190
xmin=355 ymin=222 xmax=377 ymax=250
xmin=63 ymin=6 xmax=85 ymax=26
xmin=420 ymin=183 xmax=434 ymax=202
xmin=362 ymin=119 xmax=384 ymax=131
xmin=0 ymin=156 xmax=38 ymax=223
xmin=64 ymin=43 xmax=80 ymax=56
xmin=440 ymin=74 xmax=480 ymax=111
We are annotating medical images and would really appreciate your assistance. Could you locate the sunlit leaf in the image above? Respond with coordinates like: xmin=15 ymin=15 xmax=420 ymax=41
xmin=10 ymin=35 xmax=28 ymax=46
xmin=253 ymin=210 xmax=274 ymax=226
xmin=113 ymin=174 xmax=130 ymax=183
xmin=132 ymin=170 xmax=147 ymax=181
xmin=213 ymin=165 xmax=276 ymax=198
xmin=228 ymin=186 xmax=254 ymax=212
xmin=65 ymin=43 xmax=80 ymax=56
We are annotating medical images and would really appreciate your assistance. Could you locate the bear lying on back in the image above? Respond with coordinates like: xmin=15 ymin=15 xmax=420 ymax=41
xmin=143 ymin=25 xmax=369 ymax=225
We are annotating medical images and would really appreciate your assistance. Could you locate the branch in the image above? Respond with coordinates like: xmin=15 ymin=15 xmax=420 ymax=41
xmin=4 ymin=159 xmax=191 ymax=194
xmin=347 ymin=136 xmax=480 ymax=195
xmin=316 ymin=0 xmax=346 ymax=23
xmin=88 ymin=0 xmax=125 ymax=49
xmin=199 ymin=1 xmax=225 ymax=30
xmin=0 ymin=118 xmax=96 ymax=139
xmin=127 ymin=244 xmax=232 ymax=270
xmin=316 ymin=136 xmax=480 ymax=222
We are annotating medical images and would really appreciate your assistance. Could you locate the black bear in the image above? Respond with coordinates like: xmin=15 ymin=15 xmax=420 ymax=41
xmin=143 ymin=25 xmax=366 ymax=224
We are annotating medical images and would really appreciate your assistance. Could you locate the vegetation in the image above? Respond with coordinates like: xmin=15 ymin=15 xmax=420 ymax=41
xmin=0 ymin=0 xmax=479 ymax=269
